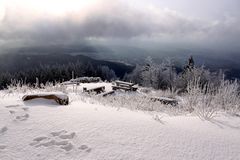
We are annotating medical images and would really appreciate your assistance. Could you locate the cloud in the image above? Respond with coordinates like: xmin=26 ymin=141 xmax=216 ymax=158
xmin=0 ymin=0 xmax=240 ymax=52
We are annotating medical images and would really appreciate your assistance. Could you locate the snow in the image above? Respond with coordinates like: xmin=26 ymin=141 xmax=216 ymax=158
xmin=0 ymin=91 xmax=240 ymax=160
xmin=65 ymin=82 xmax=113 ymax=93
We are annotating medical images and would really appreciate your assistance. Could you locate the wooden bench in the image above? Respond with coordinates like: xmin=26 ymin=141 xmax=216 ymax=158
xmin=83 ymin=86 xmax=105 ymax=94
xmin=22 ymin=93 xmax=69 ymax=105
xmin=112 ymin=81 xmax=138 ymax=91
xmin=101 ymin=90 xmax=115 ymax=97
xmin=150 ymin=97 xmax=178 ymax=106
xmin=116 ymin=81 xmax=135 ymax=86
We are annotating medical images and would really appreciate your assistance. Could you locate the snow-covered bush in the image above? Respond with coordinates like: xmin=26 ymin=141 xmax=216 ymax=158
xmin=214 ymin=79 xmax=240 ymax=115
xmin=184 ymin=77 xmax=240 ymax=119
xmin=6 ymin=80 xmax=33 ymax=94
xmin=195 ymin=87 xmax=216 ymax=120
xmin=184 ymin=78 xmax=217 ymax=120
xmin=44 ymin=82 xmax=68 ymax=93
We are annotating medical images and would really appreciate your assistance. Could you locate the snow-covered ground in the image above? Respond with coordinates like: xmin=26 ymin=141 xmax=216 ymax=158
xmin=0 ymin=86 xmax=240 ymax=160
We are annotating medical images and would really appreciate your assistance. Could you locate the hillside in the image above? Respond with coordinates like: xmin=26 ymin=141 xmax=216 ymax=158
xmin=0 ymin=53 xmax=134 ymax=79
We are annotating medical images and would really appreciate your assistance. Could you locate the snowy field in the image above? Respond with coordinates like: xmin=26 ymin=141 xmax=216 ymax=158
xmin=0 ymin=84 xmax=240 ymax=160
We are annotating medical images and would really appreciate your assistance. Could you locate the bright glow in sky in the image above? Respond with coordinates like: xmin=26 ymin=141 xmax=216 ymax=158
xmin=25 ymin=0 xmax=97 ymax=15
xmin=1 ymin=0 xmax=99 ymax=16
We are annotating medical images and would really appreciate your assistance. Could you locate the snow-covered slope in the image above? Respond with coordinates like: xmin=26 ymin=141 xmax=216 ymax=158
xmin=0 ymin=92 xmax=240 ymax=160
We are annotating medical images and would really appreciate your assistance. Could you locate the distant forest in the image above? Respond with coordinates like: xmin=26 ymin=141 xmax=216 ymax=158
xmin=0 ymin=54 xmax=134 ymax=89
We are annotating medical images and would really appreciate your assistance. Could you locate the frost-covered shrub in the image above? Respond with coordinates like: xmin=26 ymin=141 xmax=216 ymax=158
xmin=184 ymin=77 xmax=240 ymax=119
xmin=195 ymin=88 xmax=216 ymax=120
xmin=184 ymin=78 xmax=217 ymax=119
xmin=6 ymin=80 xmax=32 ymax=94
xmin=44 ymin=83 xmax=68 ymax=93
xmin=214 ymin=79 xmax=240 ymax=115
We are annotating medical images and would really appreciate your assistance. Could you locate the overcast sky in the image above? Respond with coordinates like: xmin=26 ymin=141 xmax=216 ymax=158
xmin=0 ymin=0 xmax=240 ymax=54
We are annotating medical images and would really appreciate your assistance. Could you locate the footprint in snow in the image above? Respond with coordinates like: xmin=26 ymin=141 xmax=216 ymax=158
xmin=61 ymin=142 xmax=74 ymax=151
xmin=51 ymin=130 xmax=76 ymax=139
xmin=50 ymin=130 xmax=67 ymax=137
xmin=0 ymin=126 xmax=8 ymax=134
xmin=30 ymin=130 xmax=77 ymax=152
xmin=9 ymin=110 xmax=16 ymax=114
xmin=22 ymin=107 xmax=29 ymax=111
xmin=0 ymin=145 xmax=7 ymax=150
xmin=29 ymin=136 xmax=49 ymax=146
xmin=5 ymin=104 xmax=30 ymax=121
xmin=59 ymin=132 xmax=76 ymax=139
xmin=79 ymin=145 xmax=92 ymax=153
xmin=15 ymin=113 xmax=29 ymax=121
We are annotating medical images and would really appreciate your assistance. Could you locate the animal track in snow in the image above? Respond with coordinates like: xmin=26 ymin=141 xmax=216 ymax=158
xmin=30 ymin=130 xmax=77 ymax=152
xmin=50 ymin=130 xmax=76 ymax=139
xmin=61 ymin=142 xmax=74 ymax=151
xmin=59 ymin=132 xmax=76 ymax=139
xmin=0 ymin=145 xmax=7 ymax=150
xmin=9 ymin=110 xmax=15 ymax=114
xmin=33 ymin=136 xmax=48 ymax=142
xmin=22 ymin=107 xmax=29 ymax=111
xmin=5 ymin=104 xmax=30 ymax=121
xmin=79 ymin=145 xmax=92 ymax=153
xmin=0 ymin=126 xmax=8 ymax=134
xmin=50 ymin=130 xmax=67 ymax=137
xmin=15 ymin=113 xmax=29 ymax=121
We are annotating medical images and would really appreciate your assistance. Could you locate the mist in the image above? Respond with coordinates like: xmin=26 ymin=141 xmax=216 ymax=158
xmin=0 ymin=0 xmax=240 ymax=55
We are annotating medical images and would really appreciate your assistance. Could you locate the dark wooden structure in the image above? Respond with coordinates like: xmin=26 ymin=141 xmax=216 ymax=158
xmin=83 ymin=86 xmax=105 ymax=94
xmin=22 ymin=94 xmax=69 ymax=105
xmin=150 ymin=97 xmax=178 ymax=106
xmin=112 ymin=81 xmax=138 ymax=91
xmin=101 ymin=90 xmax=115 ymax=97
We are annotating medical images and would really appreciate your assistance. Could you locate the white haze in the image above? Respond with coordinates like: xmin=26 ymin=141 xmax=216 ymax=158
xmin=0 ymin=0 xmax=240 ymax=54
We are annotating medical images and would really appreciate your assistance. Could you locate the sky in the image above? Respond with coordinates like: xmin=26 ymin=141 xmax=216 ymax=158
xmin=0 ymin=0 xmax=240 ymax=54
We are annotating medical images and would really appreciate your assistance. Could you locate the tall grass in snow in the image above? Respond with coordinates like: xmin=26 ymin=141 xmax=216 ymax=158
xmin=215 ymin=79 xmax=240 ymax=115
xmin=184 ymin=78 xmax=239 ymax=119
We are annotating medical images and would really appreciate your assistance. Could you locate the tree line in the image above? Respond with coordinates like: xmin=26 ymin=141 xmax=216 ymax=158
xmin=124 ymin=56 xmax=230 ymax=93
xmin=0 ymin=61 xmax=116 ymax=89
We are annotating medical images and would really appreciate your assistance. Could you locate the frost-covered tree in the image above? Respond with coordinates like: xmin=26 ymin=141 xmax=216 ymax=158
xmin=123 ymin=64 xmax=142 ymax=84
xmin=98 ymin=66 xmax=117 ymax=81
xmin=126 ymin=57 xmax=179 ymax=90
xmin=177 ymin=65 xmax=212 ymax=92
xmin=141 ymin=57 xmax=155 ymax=87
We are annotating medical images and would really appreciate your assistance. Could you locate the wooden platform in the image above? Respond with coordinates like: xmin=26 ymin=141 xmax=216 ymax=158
xmin=83 ymin=86 xmax=105 ymax=94
xmin=112 ymin=81 xmax=138 ymax=91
